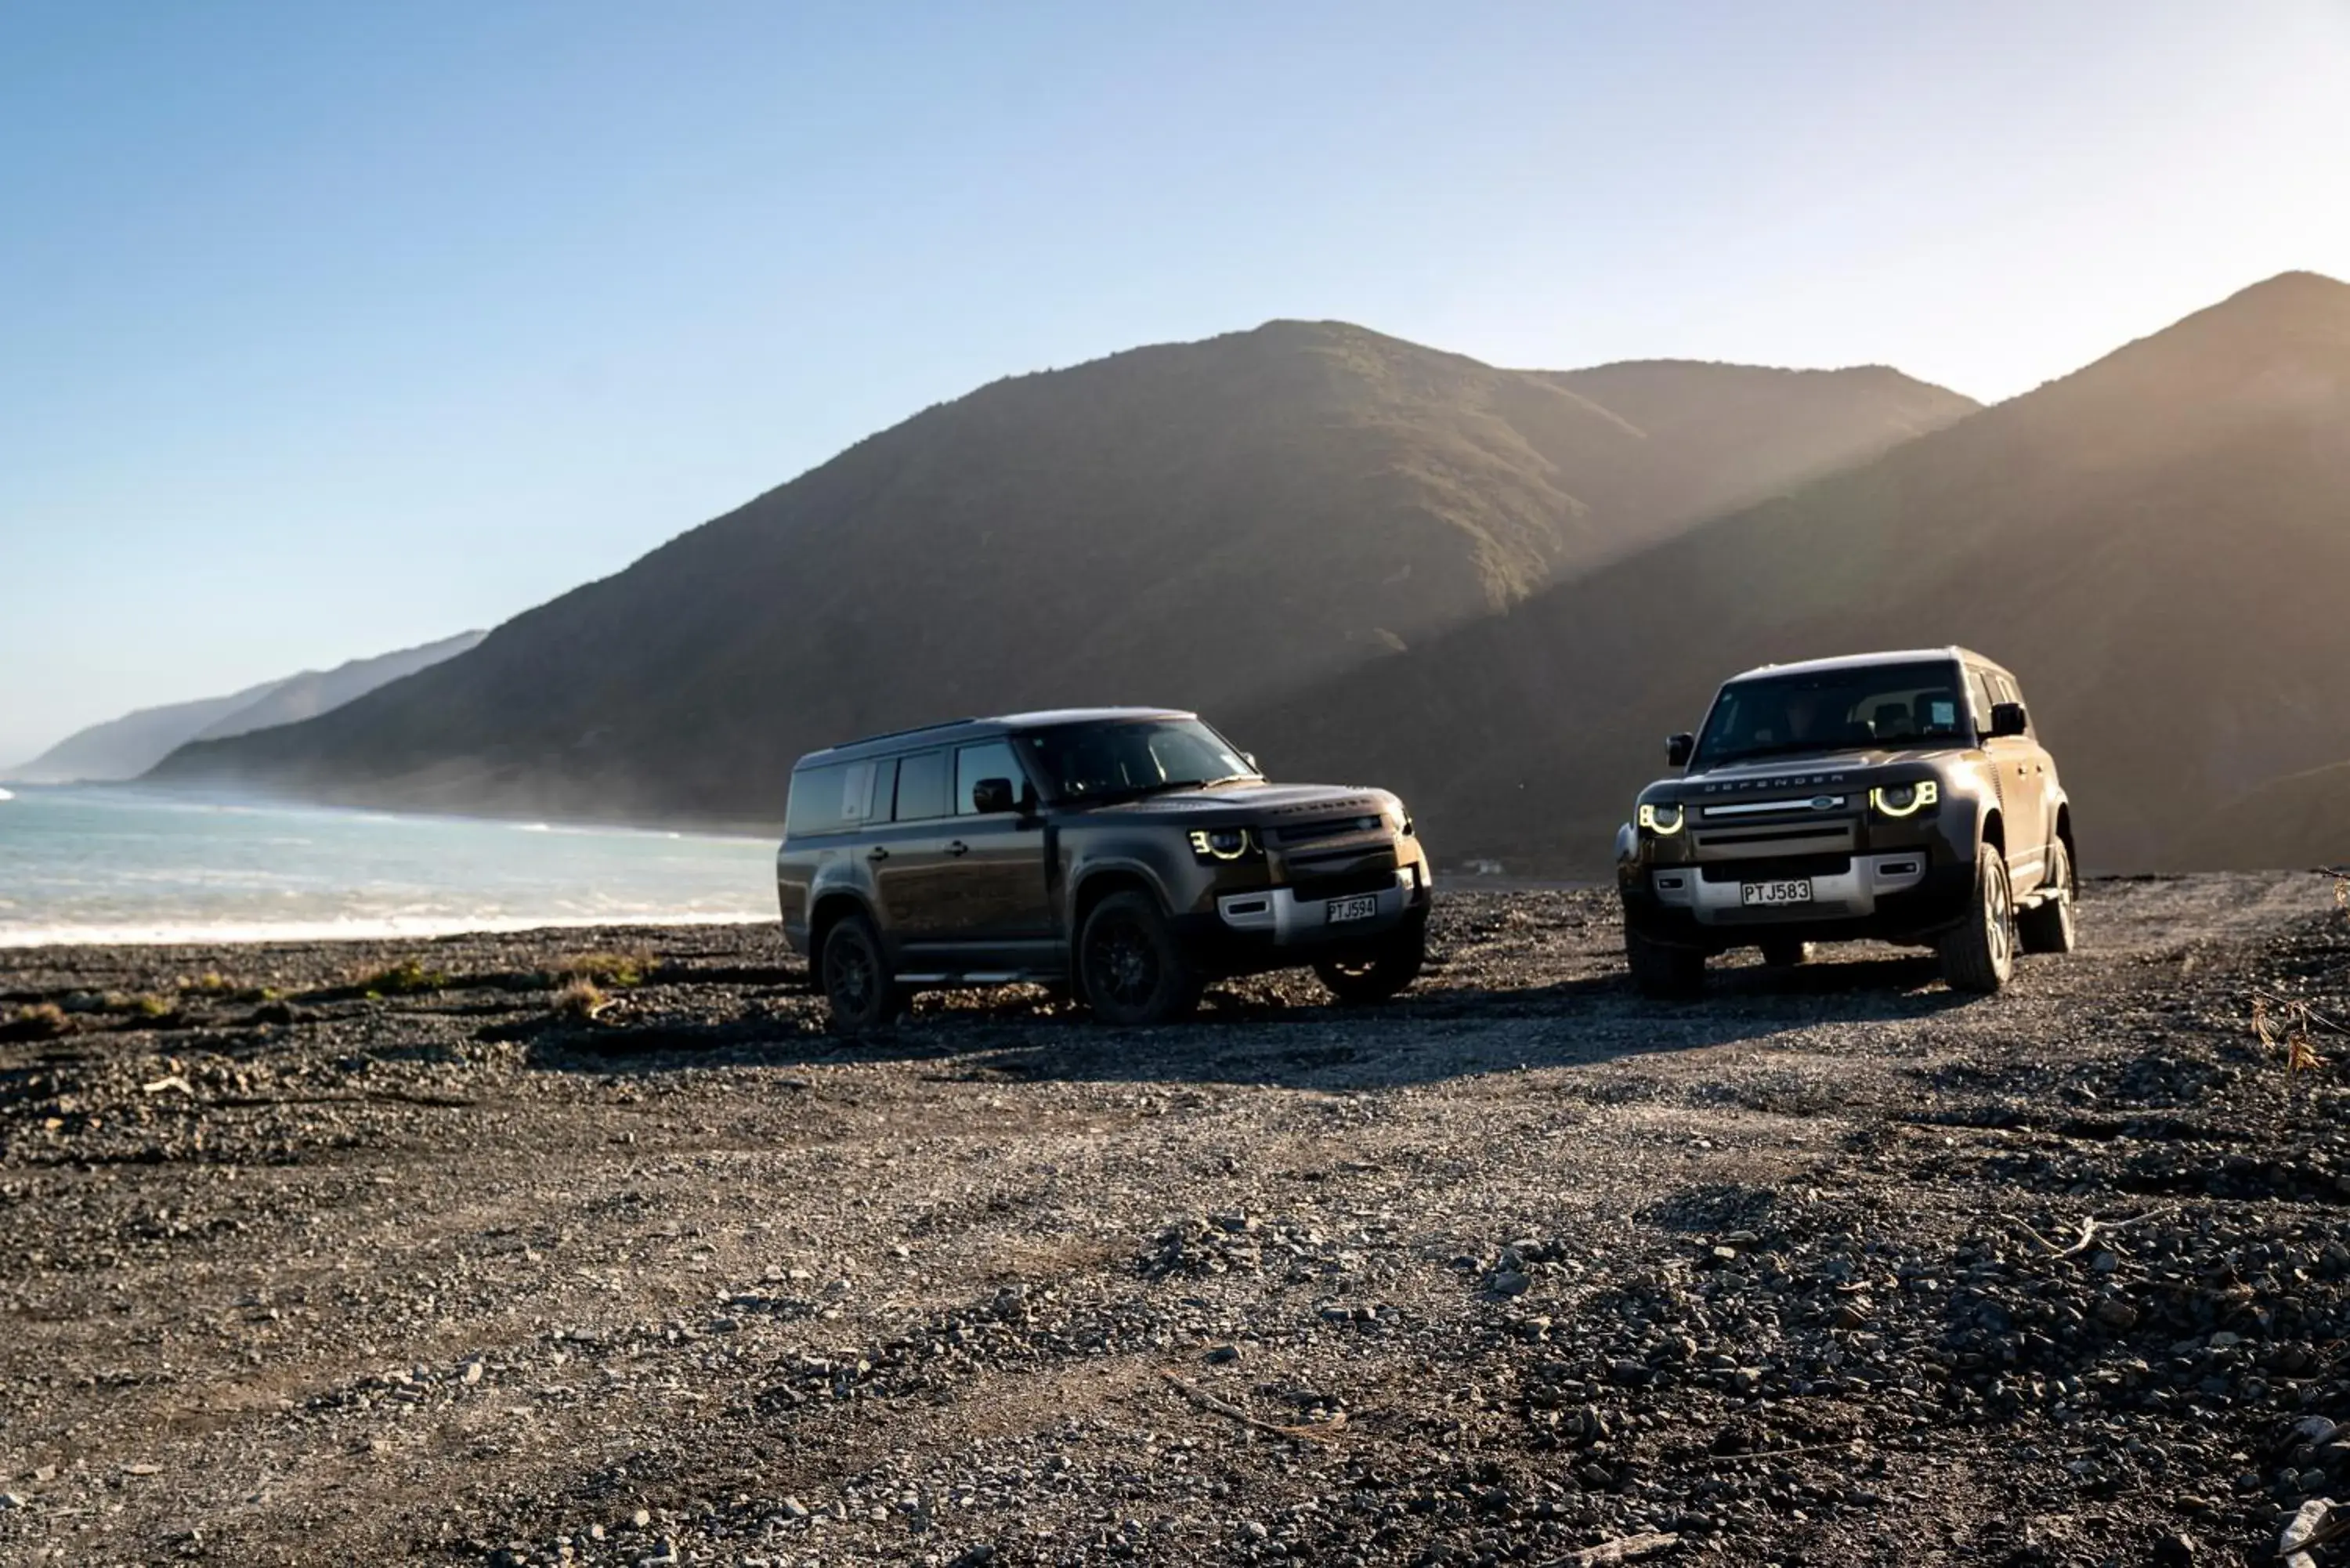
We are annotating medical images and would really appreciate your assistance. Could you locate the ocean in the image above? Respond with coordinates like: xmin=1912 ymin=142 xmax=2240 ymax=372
xmin=0 ymin=786 xmax=779 ymax=947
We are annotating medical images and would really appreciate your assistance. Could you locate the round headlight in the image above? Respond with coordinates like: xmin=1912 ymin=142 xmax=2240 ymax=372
xmin=1207 ymin=828 xmax=1249 ymax=858
xmin=1870 ymin=780 xmax=1940 ymax=818
xmin=1638 ymin=802 xmax=1684 ymax=836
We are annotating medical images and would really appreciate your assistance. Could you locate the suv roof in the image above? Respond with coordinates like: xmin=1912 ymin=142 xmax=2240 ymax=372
xmin=793 ymin=707 xmax=1196 ymax=769
xmin=1724 ymin=646 xmax=2007 ymax=683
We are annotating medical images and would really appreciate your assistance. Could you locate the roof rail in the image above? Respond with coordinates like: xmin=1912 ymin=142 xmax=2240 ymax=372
xmin=816 ymin=716 xmax=984 ymax=753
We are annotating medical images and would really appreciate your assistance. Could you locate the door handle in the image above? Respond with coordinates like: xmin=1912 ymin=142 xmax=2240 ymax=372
xmin=945 ymin=840 xmax=970 ymax=858
xmin=866 ymin=846 xmax=890 ymax=862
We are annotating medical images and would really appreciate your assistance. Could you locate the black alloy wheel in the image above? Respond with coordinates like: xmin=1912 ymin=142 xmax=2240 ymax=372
xmin=1078 ymin=891 xmax=1201 ymax=1026
xmin=819 ymin=912 xmax=895 ymax=1034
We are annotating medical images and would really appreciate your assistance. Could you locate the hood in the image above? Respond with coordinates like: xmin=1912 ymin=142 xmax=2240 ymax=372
xmin=1068 ymin=780 xmax=1397 ymax=826
xmin=1641 ymin=745 xmax=1973 ymax=805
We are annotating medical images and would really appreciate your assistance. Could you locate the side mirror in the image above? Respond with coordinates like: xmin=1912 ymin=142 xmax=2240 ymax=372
xmin=971 ymin=777 xmax=1017 ymax=815
xmin=1990 ymin=702 xmax=2029 ymax=739
xmin=1241 ymin=752 xmax=1259 ymax=774
xmin=1665 ymin=733 xmax=1694 ymax=768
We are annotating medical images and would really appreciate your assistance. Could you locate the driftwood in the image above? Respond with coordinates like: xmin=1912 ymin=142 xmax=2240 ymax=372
xmin=1539 ymin=1531 xmax=1681 ymax=1566
xmin=1156 ymin=1368 xmax=1345 ymax=1443
xmin=2018 ymin=1206 xmax=2174 ymax=1258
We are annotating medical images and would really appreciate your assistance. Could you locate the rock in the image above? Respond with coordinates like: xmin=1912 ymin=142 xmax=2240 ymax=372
xmin=631 ymin=1508 xmax=651 ymax=1529
xmin=1731 ymin=1367 xmax=1764 ymax=1395
xmin=462 ymin=1360 xmax=484 ymax=1385
xmin=2095 ymin=1299 xmax=2138 ymax=1331
xmin=0 ymin=1494 xmax=24 ymax=1510
xmin=1609 ymin=1359 xmax=1651 ymax=1388
xmin=2150 ymin=1531 xmax=2196 ymax=1567
xmin=1204 ymin=1344 xmax=1240 ymax=1364
xmin=783 ymin=1498 xmax=808 ymax=1519
xmin=2292 ymin=1415 xmax=2340 ymax=1447
xmin=1489 ymin=1271 xmax=1531 ymax=1298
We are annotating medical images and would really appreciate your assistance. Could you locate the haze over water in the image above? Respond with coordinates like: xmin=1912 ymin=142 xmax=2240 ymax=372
xmin=0 ymin=787 xmax=777 ymax=947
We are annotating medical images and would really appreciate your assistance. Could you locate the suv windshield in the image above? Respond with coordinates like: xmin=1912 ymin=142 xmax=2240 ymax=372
xmin=1018 ymin=719 xmax=1259 ymax=804
xmin=1692 ymin=660 xmax=1970 ymax=769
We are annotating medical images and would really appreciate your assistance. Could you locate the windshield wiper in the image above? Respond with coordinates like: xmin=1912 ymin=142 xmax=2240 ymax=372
xmin=1195 ymin=773 xmax=1261 ymax=788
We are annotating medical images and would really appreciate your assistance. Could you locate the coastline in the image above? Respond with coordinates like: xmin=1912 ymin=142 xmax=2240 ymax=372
xmin=0 ymin=911 xmax=770 ymax=951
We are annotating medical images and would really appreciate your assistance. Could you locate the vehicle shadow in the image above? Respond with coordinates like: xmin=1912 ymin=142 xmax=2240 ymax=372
xmin=514 ymin=948 xmax=1976 ymax=1093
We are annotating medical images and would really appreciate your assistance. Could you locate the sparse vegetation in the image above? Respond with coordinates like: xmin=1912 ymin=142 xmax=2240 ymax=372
xmin=2254 ymin=989 xmax=2340 ymax=1075
xmin=0 ymin=1002 xmax=70 ymax=1041
xmin=554 ymin=950 xmax=657 ymax=988
xmin=551 ymin=977 xmax=607 ymax=1020
xmin=177 ymin=971 xmax=237 ymax=996
xmin=359 ymin=959 xmax=449 ymax=998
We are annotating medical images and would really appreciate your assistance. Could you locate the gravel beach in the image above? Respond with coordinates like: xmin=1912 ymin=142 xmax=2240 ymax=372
xmin=4 ymin=875 xmax=2348 ymax=1567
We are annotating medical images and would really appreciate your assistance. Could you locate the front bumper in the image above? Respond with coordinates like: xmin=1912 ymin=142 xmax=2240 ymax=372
xmin=1649 ymin=851 xmax=1931 ymax=923
xmin=1172 ymin=862 xmax=1431 ymax=974
xmin=1213 ymin=864 xmax=1426 ymax=943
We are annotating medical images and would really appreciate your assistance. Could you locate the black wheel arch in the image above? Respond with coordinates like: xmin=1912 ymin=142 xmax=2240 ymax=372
xmin=808 ymin=890 xmax=882 ymax=970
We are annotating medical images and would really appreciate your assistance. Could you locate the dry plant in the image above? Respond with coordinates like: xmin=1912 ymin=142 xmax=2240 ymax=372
xmin=555 ymin=951 xmax=657 ymax=988
xmin=104 ymin=992 xmax=174 ymax=1018
xmin=2316 ymin=865 xmax=2350 ymax=924
xmin=552 ymin=977 xmax=609 ymax=1021
xmin=2253 ymin=991 xmax=2343 ymax=1076
xmin=2 ymin=1002 xmax=71 ymax=1041
xmin=358 ymin=959 xmax=449 ymax=997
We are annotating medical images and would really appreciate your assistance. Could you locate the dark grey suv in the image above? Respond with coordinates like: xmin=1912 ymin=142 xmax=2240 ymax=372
xmin=776 ymin=709 xmax=1434 ymax=1029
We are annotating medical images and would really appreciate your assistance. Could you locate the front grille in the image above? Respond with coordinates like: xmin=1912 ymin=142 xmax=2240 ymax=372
xmin=1289 ymin=866 xmax=1398 ymax=901
xmin=1698 ymin=854 xmax=1853 ymax=883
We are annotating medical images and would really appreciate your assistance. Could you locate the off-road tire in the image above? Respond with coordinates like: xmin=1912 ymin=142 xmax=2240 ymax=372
xmin=1939 ymin=844 xmax=2016 ymax=993
xmin=1759 ymin=938 xmax=1811 ymax=969
xmin=2017 ymin=836 xmax=2078 ymax=956
xmin=818 ymin=912 xmax=895 ymax=1034
xmin=1078 ymin=891 xmax=1202 ymax=1027
xmin=1627 ymin=927 xmax=1705 ymax=999
xmin=1314 ymin=912 xmax=1428 ymax=1005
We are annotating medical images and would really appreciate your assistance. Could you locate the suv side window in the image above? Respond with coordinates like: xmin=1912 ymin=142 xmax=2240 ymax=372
xmin=892 ymin=750 xmax=950 ymax=821
xmin=1991 ymin=672 xmax=2037 ymax=738
xmin=1965 ymin=667 xmax=1998 ymax=739
xmin=956 ymin=740 xmax=1023 ymax=815
xmin=784 ymin=760 xmax=880 ymax=836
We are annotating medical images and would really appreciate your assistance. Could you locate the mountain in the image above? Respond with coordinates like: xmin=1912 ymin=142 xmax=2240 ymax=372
xmin=7 ymin=678 xmax=292 ymax=786
xmin=8 ymin=631 xmax=485 ymax=785
xmin=145 ymin=322 xmax=1971 ymax=824
xmin=191 ymin=631 xmax=489 ymax=742
xmin=1234 ymin=271 xmax=2350 ymax=874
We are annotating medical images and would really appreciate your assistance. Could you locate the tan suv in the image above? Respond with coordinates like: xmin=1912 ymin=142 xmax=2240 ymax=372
xmin=1616 ymin=649 xmax=2077 ymax=996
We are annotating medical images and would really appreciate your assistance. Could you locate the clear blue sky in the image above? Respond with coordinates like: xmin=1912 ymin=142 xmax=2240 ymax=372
xmin=4 ymin=1 xmax=2346 ymax=766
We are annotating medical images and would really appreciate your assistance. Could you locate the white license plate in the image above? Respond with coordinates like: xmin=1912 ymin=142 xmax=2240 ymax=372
xmin=1326 ymin=895 xmax=1381 ymax=923
xmin=1741 ymin=878 xmax=1813 ymax=907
